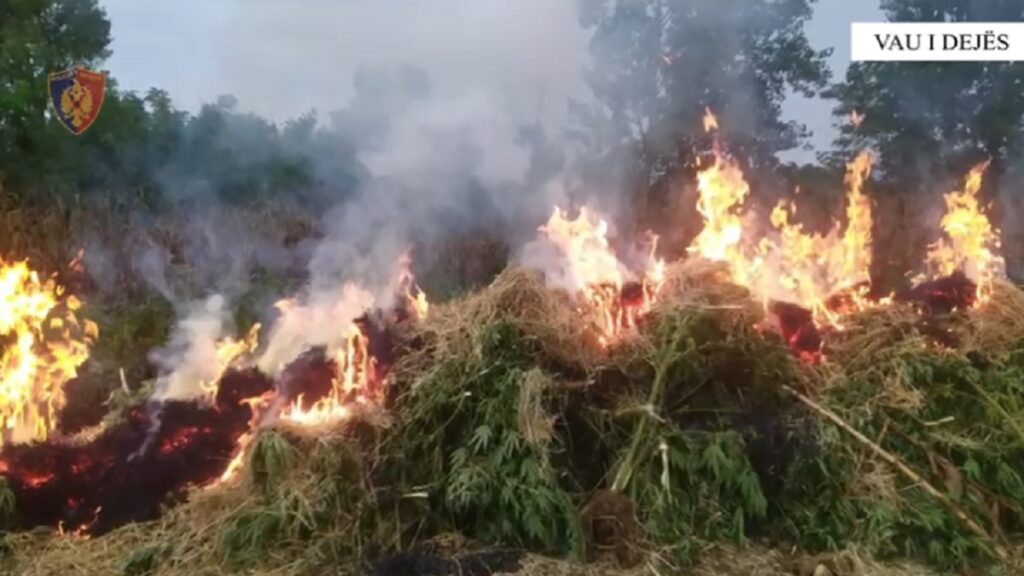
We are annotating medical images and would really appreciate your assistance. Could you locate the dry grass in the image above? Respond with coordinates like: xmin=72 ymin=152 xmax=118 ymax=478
xmin=8 ymin=263 xmax=1024 ymax=575
xmin=513 ymin=545 xmax=943 ymax=576
xmin=652 ymin=259 xmax=761 ymax=321
xmin=965 ymin=278 xmax=1024 ymax=354
xmin=7 ymin=488 xmax=262 ymax=576
xmin=517 ymin=368 xmax=556 ymax=450
xmin=8 ymin=530 xmax=950 ymax=576
xmin=3 ymin=422 xmax=380 ymax=576
xmin=820 ymin=303 xmax=931 ymax=411
xmin=395 ymin=267 xmax=604 ymax=383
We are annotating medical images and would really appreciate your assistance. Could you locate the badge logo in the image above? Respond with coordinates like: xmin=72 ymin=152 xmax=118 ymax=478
xmin=48 ymin=66 xmax=107 ymax=135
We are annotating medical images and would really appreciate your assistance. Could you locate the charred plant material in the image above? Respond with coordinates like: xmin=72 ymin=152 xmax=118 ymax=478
xmin=898 ymin=272 xmax=977 ymax=314
xmin=0 ymin=369 xmax=272 ymax=535
xmin=768 ymin=301 xmax=822 ymax=363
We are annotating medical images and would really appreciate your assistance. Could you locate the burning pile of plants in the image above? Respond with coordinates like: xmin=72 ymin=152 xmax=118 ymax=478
xmin=2 ymin=113 xmax=1024 ymax=576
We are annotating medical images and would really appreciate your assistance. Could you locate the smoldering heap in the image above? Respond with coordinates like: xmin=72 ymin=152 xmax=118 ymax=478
xmin=0 ymin=308 xmax=406 ymax=537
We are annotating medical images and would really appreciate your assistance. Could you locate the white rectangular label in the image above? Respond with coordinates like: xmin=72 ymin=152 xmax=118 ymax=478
xmin=851 ymin=22 xmax=1024 ymax=61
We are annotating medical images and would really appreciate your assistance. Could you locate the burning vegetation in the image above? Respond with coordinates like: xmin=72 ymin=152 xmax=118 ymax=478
xmin=0 ymin=259 xmax=97 ymax=447
xmin=2 ymin=111 xmax=1023 ymax=575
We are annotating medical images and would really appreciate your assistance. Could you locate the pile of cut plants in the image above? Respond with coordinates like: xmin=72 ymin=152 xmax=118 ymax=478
xmin=3 ymin=264 xmax=1024 ymax=576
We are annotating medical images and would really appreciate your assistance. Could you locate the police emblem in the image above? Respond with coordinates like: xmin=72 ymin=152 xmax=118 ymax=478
xmin=48 ymin=66 xmax=107 ymax=135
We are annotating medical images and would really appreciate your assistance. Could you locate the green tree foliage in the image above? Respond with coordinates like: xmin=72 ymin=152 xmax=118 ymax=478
xmin=828 ymin=1 xmax=1024 ymax=189
xmin=0 ymin=0 xmax=110 ymax=188
xmin=571 ymin=0 xmax=830 ymax=231
xmin=0 ymin=1 xmax=367 ymax=210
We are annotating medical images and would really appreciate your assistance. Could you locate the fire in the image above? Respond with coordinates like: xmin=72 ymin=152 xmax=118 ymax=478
xmin=756 ymin=151 xmax=876 ymax=327
xmin=279 ymin=325 xmax=375 ymax=426
xmin=214 ymin=431 xmax=254 ymax=485
xmin=200 ymin=323 xmax=261 ymax=399
xmin=688 ymin=112 xmax=877 ymax=345
xmin=703 ymin=107 xmax=719 ymax=133
xmin=645 ymin=232 xmax=667 ymax=296
xmin=395 ymin=251 xmax=429 ymax=320
xmin=689 ymin=143 xmax=751 ymax=272
xmin=926 ymin=161 xmax=1005 ymax=301
xmin=539 ymin=206 xmax=626 ymax=291
xmin=536 ymin=206 xmax=663 ymax=344
xmin=0 ymin=259 xmax=97 ymax=446
xmin=850 ymin=110 xmax=865 ymax=129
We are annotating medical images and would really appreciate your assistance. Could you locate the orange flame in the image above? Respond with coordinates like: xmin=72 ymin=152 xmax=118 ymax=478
xmin=703 ymin=107 xmax=719 ymax=133
xmin=689 ymin=146 xmax=751 ymax=273
xmin=688 ymin=118 xmax=877 ymax=330
xmin=539 ymin=206 xmax=626 ymax=292
xmin=926 ymin=161 xmax=1004 ymax=300
xmin=214 ymin=431 xmax=255 ymax=486
xmin=395 ymin=251 xmax=429 ymax=320
xmin=758 ymin=151 xmax=876 ymax=326
xmin=199 ymin=323 xmax=261 ymax=400
xmin=537 ymin=206 xmax=664 ymax=345
xmin=0 ymin=259 xmax=97 ymax=446
xmin=279 ymin=324 xmax=376 ymax=427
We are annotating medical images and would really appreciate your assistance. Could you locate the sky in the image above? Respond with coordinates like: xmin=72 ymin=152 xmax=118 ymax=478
xmin=779 ymin=0 xmax=886 ymax=161
xmin=100 ymin=0 xmax=885 ymax=163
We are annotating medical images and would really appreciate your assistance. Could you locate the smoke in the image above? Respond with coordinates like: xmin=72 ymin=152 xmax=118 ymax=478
xmin=149 ymin=294 xmax=235 ymax=401
xmin=130 ymin=239 xmax=176 ymax=301
xmin=98 ymin=0 xmax=593 ymax=399
xmin=255 ymin=283 xmax=374 ymax=376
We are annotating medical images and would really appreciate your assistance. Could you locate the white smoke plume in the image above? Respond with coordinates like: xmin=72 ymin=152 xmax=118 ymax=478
xmin=115 ymin=0 xmax=598 ymax=400
xmin=148 ymin=294 xmax=235 ymax=401
xmin=255 ymin=283 xmax=375 ymax=376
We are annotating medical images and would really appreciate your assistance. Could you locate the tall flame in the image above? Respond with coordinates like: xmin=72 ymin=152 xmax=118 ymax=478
xmin=688 ymin=113 xmax=876 ymax=329
xmin=927 ymin=161 xmax=1005 ymax=300
xmin=689 ymin=146 xmax=751 ymax=276
xmin=756 ymin=151 xmax=876 ymax=326
xmin=0 ymin=259 xmax=97 ymax=446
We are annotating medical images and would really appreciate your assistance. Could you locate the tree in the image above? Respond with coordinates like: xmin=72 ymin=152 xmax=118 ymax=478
xmin=570 ymin=0 xmax=830 ymax=241
xmin=828 ymin=1 xmax=1024 ymax=188
xmin=827 ymin=0 xmax=1024 ymax=281
xmin=0 ymin=0 xmax=111 ymax=190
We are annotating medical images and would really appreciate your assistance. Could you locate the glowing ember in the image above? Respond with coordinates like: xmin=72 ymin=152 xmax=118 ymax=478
xmin=0 ymin=259 xmax=97 ymax=446
xmin=926 ymin=161 xmax=1005 ymax=301
xmin=0 ymin=367 xmax=273 ymax=535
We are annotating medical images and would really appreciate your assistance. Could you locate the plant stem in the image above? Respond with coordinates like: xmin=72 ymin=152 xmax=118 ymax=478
xmin=782 ymin=384 xmax=1008 ymax=561
xmin=611 ymin=329 xmax=683 ymax=492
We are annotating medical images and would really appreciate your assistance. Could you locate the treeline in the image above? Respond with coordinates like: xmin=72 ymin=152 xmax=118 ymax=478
xmin=2 ymin=0 xmax=1024 ymax=275
xmin=0 ymin=1 xmax=367 ymax=211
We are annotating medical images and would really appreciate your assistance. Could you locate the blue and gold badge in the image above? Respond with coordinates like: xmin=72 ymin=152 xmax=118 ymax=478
xmin=48 ymin=66 xmax=107 ymax=135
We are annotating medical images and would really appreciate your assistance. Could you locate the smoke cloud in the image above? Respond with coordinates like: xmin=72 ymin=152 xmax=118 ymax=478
xmin=119 ymin=0 xmax=594 ymax=399
xmin=149 ymin=294 xmax=235 ymax=401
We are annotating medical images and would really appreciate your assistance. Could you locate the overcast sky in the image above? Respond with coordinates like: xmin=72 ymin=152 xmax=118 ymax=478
xmin=100 ymin=0 xmax=885 ymax=163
